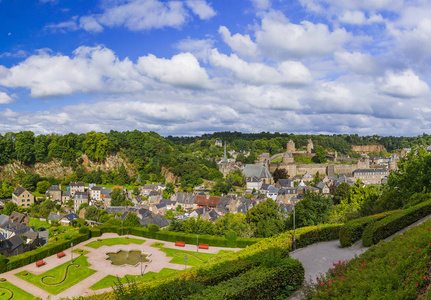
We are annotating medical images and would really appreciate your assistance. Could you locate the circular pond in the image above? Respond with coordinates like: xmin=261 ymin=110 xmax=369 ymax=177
xmin=105 ymin=250 xmax=151 ymax=267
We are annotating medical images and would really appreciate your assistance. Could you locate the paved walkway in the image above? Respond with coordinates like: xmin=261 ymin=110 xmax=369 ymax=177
xmin=288 ymin=214 xmax=431 ymax=299
xmin=0 ymin=233 xmax=241 ymax=300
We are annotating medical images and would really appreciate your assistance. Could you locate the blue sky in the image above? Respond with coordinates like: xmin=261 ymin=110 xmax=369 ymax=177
xmin=1 ymin=0 xmax=431 ymax=136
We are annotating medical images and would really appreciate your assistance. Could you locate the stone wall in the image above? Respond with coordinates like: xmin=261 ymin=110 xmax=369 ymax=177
xmin=352 ymin=145 xmax=386 ymax=154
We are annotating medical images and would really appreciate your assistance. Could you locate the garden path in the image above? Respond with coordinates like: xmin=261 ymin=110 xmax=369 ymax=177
xmin=288 ymin=213 xmax=431 ymax=299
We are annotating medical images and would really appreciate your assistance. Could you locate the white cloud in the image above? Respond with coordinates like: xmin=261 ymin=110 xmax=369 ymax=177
xmin=209 ymin=49 xmax=312 ymax=85
xmin=0 ymin=46 xmax=145 ymax=97
xmin=137 ymin=52 xmax=211 ymax=89
xmin=250 ymin=0 xmax=271 ymax=10
xmin=185 ymin=0 xmax=216 ymax=20
xmin=378 ymin=70 xmax=430 ymax=98
xmin=79 ymin=16 xmax=104 ymax=33
xmin=0 ymin=92 xmax=13 ymax=104
xmin=175 ymin=38 xmax=214 ymax=61
xmin=334 ymin=51 xmax=377 ymax=74
xmin=218 ymin=26 xmax=258 ymax=58
xmin=255 ymin=16 xmax=350 ymax=59
xmin=339 ymin=10 xmax=366 ymax=25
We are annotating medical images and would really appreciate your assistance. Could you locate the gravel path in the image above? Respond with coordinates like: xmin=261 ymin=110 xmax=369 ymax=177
xmin=288 ymin=213 xmax=431 ymax=299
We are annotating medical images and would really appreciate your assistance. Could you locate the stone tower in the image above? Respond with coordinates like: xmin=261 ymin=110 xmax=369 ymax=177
xmin=306 ymin=139 xmax=314 ymax=154
xmin=286 ymin=140 xmax=295 ymax=153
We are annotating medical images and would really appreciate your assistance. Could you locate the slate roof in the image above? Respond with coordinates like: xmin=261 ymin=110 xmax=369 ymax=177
xmin=90 ymin=186 xmax=103 ymax=191
xmin=247 ymin=176 xmax=261 ymax=183
xmin=61 ymin=213 xmax=78 ymax=222
xmin=10 ymin=212 xmax=26 ymax=223
xmin=0 ymin=215 xmax=10 ymax=226
xmin=316 ymin=182 xmax=327 ymax=190
xmin=48 ymin=212 xmax=63 ymax=221
xmin=70 ymin=182 xmax=85 ymax=187
xmin=62 ymin=191 xmax=70 ymax=197
xmin=242 ymin=164 xmax=272 ymax=179
xmin=47 ymin=185 xmax=61 ymax=192
xmin=141 ymin=214 xmax=170 ymax=228
xmin=216 ymin=197 xmax=231 ymax=214
xmin=267 ymin=185 xmax=279 ymax=195
xmin=6 ymin=235 xmax=24 ymax=252
xmin=101 ymin=189 xmax=112 ymax=195
xmin=106 ymin=206 xmax=127 ymax=214
xmin=208 ymin=209 xmax=219 ymax=221
xmin=278 ymin=179 xmax=294 ymax=188
xmin=155 ymin=203 xmax=166 ymax=210
xmin=73 ymin=192 xmax=89 ymax=199
xmin=13 ymin=187 xmax=26 ymax=197
xmin=176 ymin=193 xmax=196 ymax=205
xmin=160 ymin=199 xmax=176 ymax=206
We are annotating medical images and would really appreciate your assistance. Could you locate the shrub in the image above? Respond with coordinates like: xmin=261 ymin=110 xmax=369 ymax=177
xmin=293 ymin=224 xmax=342 ymax=249
xmin=189 ymin=258 xmax=304 ymax=300
xmin=363 ymin=199 xmax=431 ymax=246
xmin=90 ymin=228 xmax=101 ymax=237
xmin=339 ymin=210 xmax=400 ymax=247
xmin=78 ymin=226 xmax=90 ymax=235
xmin=0 ymin=278 xmax=6 ymax=282
xmin=148 ymin=224 xmax=160 ymax=233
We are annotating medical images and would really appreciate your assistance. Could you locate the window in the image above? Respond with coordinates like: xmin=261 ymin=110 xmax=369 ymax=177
xmin=21 ymin=204 xmax=24 ymax=206
xmin=22 ymin=199 xmax=25 ymax=202
xmin=27 ymin=199 xmax=30 ymax=202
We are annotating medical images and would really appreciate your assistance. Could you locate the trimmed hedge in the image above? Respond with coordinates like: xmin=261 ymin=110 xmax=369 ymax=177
xmin=89 ymin=228 xmax=101 ymax=237
xmin=362 ymin=199 xmax=431 ymax=247
xmin=188 ymin=258 xmax=304 ymax=300
xmin=290 ymin=224 xmax=343 ymax=249
xmin=339 ymin=210 xmax=400 ymax=247
xmin=95 ymin=225 xmax=263 ymax=248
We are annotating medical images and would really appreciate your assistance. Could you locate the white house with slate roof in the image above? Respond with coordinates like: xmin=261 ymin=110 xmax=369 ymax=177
xmin=242 ymin=164 xmax=274 ymax=185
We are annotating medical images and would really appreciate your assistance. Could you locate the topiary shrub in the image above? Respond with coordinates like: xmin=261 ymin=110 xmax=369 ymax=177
xmin=0 ymin=278 xmax=6 ymax=282
xmin=148 ymin=224 xmax=160 ymax=233
xmin=78 ymin=226 xmax=90 ymax=235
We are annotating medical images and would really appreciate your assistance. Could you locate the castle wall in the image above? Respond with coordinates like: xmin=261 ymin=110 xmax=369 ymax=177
xmin=352 ymin=145 xmax=386 ymax=154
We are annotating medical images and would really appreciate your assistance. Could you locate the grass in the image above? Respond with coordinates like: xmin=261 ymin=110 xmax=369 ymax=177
xmin=158 ymin=248 xmax=234 ymax=267
xmin=0 ymin=281 xmax=35 ymax=300
xmin=294 ymin=156 xmax=314 ymax=164
xmin=89 ymin=268 xmax=180 ymax=290
xmin=15 ymin=255 xmax=96 ymax=295
xmin=150 ymin=242 xmax=165 ymax=248
xmin=72 ymin=249 xmax=89 ymax=255
xmin=85 ymin=237 xmax=145 ymax=249
xmin=270 ymin=157 xmax=283 ymax=164
xmin=303 ymin=219 xmax=431 ymax=299
xmin=29 ymin=218 xmax=75 ymax=233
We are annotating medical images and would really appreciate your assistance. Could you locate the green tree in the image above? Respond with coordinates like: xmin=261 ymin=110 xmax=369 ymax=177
xmin=273 ymin=168 xmax=288 ymax=184
xmin=110 ymin=188 xmax=125 ymax=206
xmin=36 ymin=180 xmax=51 ymax=194
xmin=246 ymin=200 xmax=284 ymax=238
xmin=15 ymin=131 xmax=35 ymax=164
xmin=84 ymin=206 xmax=100 ymax=221
xmin=3 ymin=202 xmax=18 ymax=215
xmin=123 ymin=212 xmax=141 ymax=227
xmin=288 ymin=191 xmax=332 ymax=228
xmin=34 ymin=135 xmax=48 ymax=162
xmin=312 ymin=146 xmax=326 ymax=163
xmin=117 ymin=164 xmax=129 ymax=185
xmin=333 ymin=182 xmax=351 ymax=205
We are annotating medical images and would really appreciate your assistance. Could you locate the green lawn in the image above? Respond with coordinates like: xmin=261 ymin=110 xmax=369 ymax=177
xmin=150 ymin=242 xmax=165 ymax=248
xmin=85 ymin=237 xmax=145 ymax=249
xmin=29 ymin=218 xmax=74 ymax=233
xmin=89 ymin=268 xmax=179 ymax=290
xmin=15 ymin=255 xmax=96 ymax=295
xmin=72 ymin=248 xmax=89 ymax=255
xmin=0 ymin=280 xmax=35 ymax=300
xmin=270 ymin=157 xmax=283 ymax=164
xmin=158 ymin=248 xmax=233 ymax=267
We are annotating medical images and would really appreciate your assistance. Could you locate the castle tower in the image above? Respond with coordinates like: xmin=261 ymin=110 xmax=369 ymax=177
xmin=306 ymin=139 xmax=314 ymax=154
xmin=286 ymin=140 xmax=295 ymax=153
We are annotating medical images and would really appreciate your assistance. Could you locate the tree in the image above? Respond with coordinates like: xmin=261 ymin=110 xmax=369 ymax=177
xmin=246 ymin=200 xmax=284 ymax=238
xmin=84 ymin=206 xmax=100 ymax=221
xmin=123 ymin=212 xmax=140 ymax=227
xmin=117 ymin=164 xmax=130 ymax=185
xmin=77 ymin=203 xmax=89 ymax=214
xmin=333 ymin=182 xmax=351 ymax=205
xmin=110 ymin=188 xmax=125 ymax=206
xmin=312 ymin=146 xmax=326 ymax=163
xmin=312 ymin=171 xmax=322 ymax=186
xmin=36 ymin=180 xmax=51 ymax=194
xmin=288 ymin=191 xmax=332 ymax=228
xmin=273 ymin=168 xmax=288 ymax=184
xmin=3 ymin=202 xmax=18 ymax=215
xmin=15 ymin=131 xmax=35 ymax=164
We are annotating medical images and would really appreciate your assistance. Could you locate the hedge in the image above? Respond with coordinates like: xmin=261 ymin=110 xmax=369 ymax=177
xmin=89 ymin=228 xmax=101 ymax=237
xmin=188 ymin=258 xmax=304 ymax=300
xmin=339 ymin=210 xmax=400 ymax=247
xmin=362 ymin=199 xmax=431 ymax=247
xmin=289 ymin=224 xmax=343 ymax=249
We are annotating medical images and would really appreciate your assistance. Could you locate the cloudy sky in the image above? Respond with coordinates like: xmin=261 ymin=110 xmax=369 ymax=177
xmin=1 ymin=0 xmax=431 ymax=136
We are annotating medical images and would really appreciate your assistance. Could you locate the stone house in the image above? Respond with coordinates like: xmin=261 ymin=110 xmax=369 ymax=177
xmin=73 ymin=192 xmax=89 ymax=211
xmin=46 ymin=185 xmax=62 ymax=202
xmin=12 ymin=187 xmax=34 ymax=208
xmin=69 ymin=182 xmax=85 ymax=197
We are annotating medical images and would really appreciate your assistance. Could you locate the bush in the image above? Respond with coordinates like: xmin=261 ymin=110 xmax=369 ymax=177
xmin=225 ymin=230 xmax=238 ymax=248
xmin=148 ymin=224 xmax=160 ymax=233
xmin=90 ymin=228 xmax=101 ymax=237
xmin=293 ymin=224 xmax=342 ymax=249
xmin=189 ymin=258 xmax=304 ymax=300
xmin=363 ymin=199 xmax=431 ymax=247
xmin=78 ymin=226 xmax=90 ymax=235
xmin=339 ymin=210 xmax=400 ymax=247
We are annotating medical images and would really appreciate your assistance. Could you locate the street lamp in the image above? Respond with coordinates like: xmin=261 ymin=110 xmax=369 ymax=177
xmin=71 ymin=242 xmax=74 ymax=263
xmin=291 ymin=197 xmax=297 ymax=251
xmin=184 ymin=255 xmax=188 ymax=269
xmin=140 ymin=253 xmax=143 ymax=277
xmin=196 ymin=234 xmax=199 ymax=254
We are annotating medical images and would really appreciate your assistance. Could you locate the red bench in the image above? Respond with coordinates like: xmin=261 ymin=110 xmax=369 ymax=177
xmin=198 ymin=244 xmax=209 ymax=249
xmin=57 ymin=251 xmax=66 ymax=259
xmin=175 ymin=241 xmax=185 ymax=247
xmin=36 ymin=260 xmax=45 ymax=267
